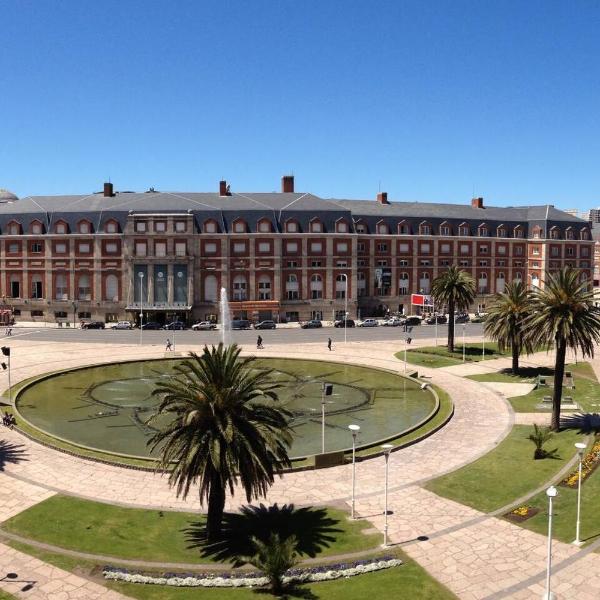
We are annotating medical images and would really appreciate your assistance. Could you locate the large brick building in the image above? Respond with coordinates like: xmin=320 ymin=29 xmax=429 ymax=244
xmin=0 ymin=177 xmax=593 ymax=325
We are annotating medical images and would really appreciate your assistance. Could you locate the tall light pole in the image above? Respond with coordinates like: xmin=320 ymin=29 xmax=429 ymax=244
xmin=321 ymin=383 xmax=333 ymax=453
xmin=381 ymin=443 xmax=393 ymax=547
xmin=349 ymin=424 xmax=360 ymax=519
xmin=1 ymin=346 xmax=11 ymax=404
xmin=462 ymin=322 xmax=466 ymax=363
xmin=573 ymin=442 xmax=587 ymax=546
xmin=544 ymin=485 xmax=558 ymax=600
xmin=341 ymin=273 xmax=348 ymax=344
xmin=138 ymin=272 xmax=144 ymax=346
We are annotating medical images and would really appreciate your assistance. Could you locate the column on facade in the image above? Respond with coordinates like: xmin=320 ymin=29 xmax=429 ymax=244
xmin=248 ymin=238 xmax=256 ymax=301
xmin=93 ymin=238 xmax=102 ymax=303
xmin=187 ymin=258 xmax=194 ymax=306
xmin=301 ymin=237 xmax=308 ymax=301
xmin=273 ymin=237 xmax=282 ymax=303
xmin=166 ymin=263 xmax=172 ymax=305
xmin=350 ymin=237 xmax=358 ymax=318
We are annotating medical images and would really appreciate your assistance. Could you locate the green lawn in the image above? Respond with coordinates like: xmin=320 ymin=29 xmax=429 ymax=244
xmin=5 ymin=540 xmax=457 ymax=600
xmin=505 ymin=455 xmax=600 ymax=546
xmin=0 ymin=591 xmax=17 ymax=600
xmin=398 ymin=343 xmax=506 ymax=369
xmin=466 ymin=366 xmax=554 ymax=384
xmin=1 ymin=496 xmax=380 ymax=563
xmin=425 ymin=426 xmax=583 ymax=512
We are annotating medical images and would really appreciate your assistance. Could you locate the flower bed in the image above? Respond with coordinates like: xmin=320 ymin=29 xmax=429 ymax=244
xmin=504 ymin=505 xmax=539 ymax=523
xmin=561 ymin=439 xmax=600 ymax=488
xmin=103 ymin=557 xmax=403 ymax=588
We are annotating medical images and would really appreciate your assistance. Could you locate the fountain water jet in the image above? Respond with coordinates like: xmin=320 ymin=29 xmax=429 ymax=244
xmin=220 ymin=287 xmax=231 ymax=345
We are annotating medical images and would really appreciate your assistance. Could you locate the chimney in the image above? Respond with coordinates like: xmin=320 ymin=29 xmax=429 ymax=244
xmin=219 ymin=180 xmax=230 ymax=197
xmin=103 ymin=182 xmax=114 ymax=197
xmin=377 ymin=192 xmax=389 ymax=205
xmin=281 ymin=175 xmax=294 ymax=193
xmin=471 ymin=197 xmax=484 ymax=209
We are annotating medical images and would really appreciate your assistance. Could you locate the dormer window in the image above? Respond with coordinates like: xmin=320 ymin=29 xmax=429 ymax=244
xmin=532 ymin=227 xmax=542 ymax=239
xmin=377 ymin=223 xmax=389 ymax=235
xmin=8 ymin=222 xmax=21 ymax=235
xmin=440 ymin=222 xmax=450 ymax=236
xmin=78 ymin=221 xmax=91 ymax=234
xmin=398 ymin=221 xmax=410 ymax=235
xmin=566 ymin=228 xmax=574 ymax=240
xmin=496 ymin=225 xmax=506 ymax=238
xmin=233 ymin=220 xmax=247 ymax=233
xmin=258 ymin=220 xmax=272 ymax=233
xmin=310 ymin=220 xmax=323 ymax=233
xmin=514 ymin=226 xmax=524 ymax=238
xmin=204 ymin=220 xmax=218 ymax=234
xmin=55 ymin=222 xmax=67 ymax=234
xmin=356 ymin=223 xmax=366 ymax=233
xmin=336 ymin=220 xmax=348 ymax=233
xmin=105 ymin=221 xmax=118 ymax=234
xmin=478 ymin=224 xmax=488 ymax=237
xmin=459 ymin=223 xmax=469 ymax=236
xmin=581 ymin=229 xmax=590 ymax=240
xmin=285 ymin=220 xmax=298 ymax=233
xmin=550 ymin=227 xmax=560 ymax=240
xmin=31 ymin=221 xmax=43 ymax=235
xmin=419 ymin=223 xmax=431 ymax=235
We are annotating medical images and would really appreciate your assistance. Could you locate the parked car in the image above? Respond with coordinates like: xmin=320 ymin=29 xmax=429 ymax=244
xmin=231 ymin=319 xmax=252 ymax=330
xmin=382 ymin=317 xmax=403 ymax=327
xmin=455 ymin=313 xmax=470 ymax=324
xmin=81 ymin=321 xmax=105 ymax=329
xmin=357 ymin=318 xmax=378 ymax=327
xmin=334 ymin=318 xmax=355 ymax=328
xmin=425 ymin=314 xmax=447 ymax=325
xmin=163 ymin=321 xmax=186 ymax=330
xmin=404 ymin=316 xmax=422 ymax=326
xmin=140 ymin=321 xmax=162 ymax=330
xmin=301 ymin=319 xmax=323 ymax=329
xmin=191 ymin=321 xmax=217 ymax=331
xmin=254 ymin=320 xmax=276 ymax=330
xmin=470 ymin=313 xmax=487 ymax=323
xmin=111 ymin=321 xmax=133 ymax=330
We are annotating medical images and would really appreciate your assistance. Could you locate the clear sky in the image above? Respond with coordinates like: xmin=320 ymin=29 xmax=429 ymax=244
xmin=2 ymin=1 xmax=599 ymax=210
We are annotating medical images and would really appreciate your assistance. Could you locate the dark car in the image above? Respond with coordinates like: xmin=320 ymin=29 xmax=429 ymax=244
xmin=334 ymin=319 xmax=355 ymax=328
xmin=141 ymin=321 xmax=162 ymax=330
xmin=81 ymin=321 xmax=105 ymax=329
xmin=404 ymin=316 xmax=422 ymax=326
xmin=301 ymin=319 xmax=323 ymax=329
xmin=163 ymin=321 xmax=186 ymax=330
xmin=231 ymin=319 xmax=252 ymax=330
xmin=254 ymin=320 xmax=276 ymax=330
xmin=455 ymin=314 xmax=470 ymax=324
xmin=425 ymin=315 xmax=447 ymax=325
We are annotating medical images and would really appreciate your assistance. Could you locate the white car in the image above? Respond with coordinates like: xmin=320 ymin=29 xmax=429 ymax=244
xmin=191 ymin=321 xmax=217 ymax=331
xmin=358 ymin=318 xmax=379 ymax=327
xmin=111 ymin=321 xmax=133 ymax=330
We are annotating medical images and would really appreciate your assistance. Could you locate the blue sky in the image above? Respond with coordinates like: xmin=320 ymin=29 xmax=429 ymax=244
xmin=2 ymin=1 xmax=600 ymax=210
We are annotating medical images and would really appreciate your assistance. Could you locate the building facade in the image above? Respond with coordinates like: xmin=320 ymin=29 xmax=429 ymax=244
xmin=0 ymin=178 xmax=593 ymax=325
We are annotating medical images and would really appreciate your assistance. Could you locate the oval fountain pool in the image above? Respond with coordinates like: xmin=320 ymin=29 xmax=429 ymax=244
xmin=15 ymin=357 xmax=437 ymax=460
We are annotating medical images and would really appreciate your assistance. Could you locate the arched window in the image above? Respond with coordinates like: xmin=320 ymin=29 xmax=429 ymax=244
xmin=258 ymin=274 xmax=271 ymax=300
xmin=310 ymin=274 xmax=323 ymax=299
xmin=286 ymin=274 xmax=299 ymax=300
xmin=31 ymin=221 xmax=43 ymax=234
xmin=399 ymin=272 xmax=409 ymax=294
xmin=335 ymin=274 xmax=347 ymax=299
xmin=232 ymin=275 xmax=247 ymax=301
xmin=55 ymin=222 xmax=67 ymax=234
xmin=78 ymin=221 xmax=91 ymax=234
xmin=106 ymin=274 xmax=119 ymax=301
xmin=336 ymin=221 xmax=348 ymax=233
xmin=78 ymin=274 xmax=91 ymax=300
xmin=8 ymin=222 xmax=21 ymax=235
xmin=55 ymin=273 xmax=68 ymax=300
xmin=310 ymin=220 xmax=322 ymax=233
xmin=105 ymin=221 xmax=118 ymax=233
xmin=204 ymin=275 xmax=218 ymax=302
xmin=286 ymin=220 xmax=298 ymax=233
xmin=233 ymin=220 xmax=247 ymax=233
xmin=204 ymin=220 xmax=218 ymax=234
xmin=258 ymin=220 xmax=271 ymax=233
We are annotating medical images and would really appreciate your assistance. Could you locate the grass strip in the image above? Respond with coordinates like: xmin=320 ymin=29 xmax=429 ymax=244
xmin=397 ymin=343 xmax=506 ymax=369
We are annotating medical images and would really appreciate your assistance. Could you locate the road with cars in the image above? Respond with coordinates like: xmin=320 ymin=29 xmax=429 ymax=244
xmin=7 ymin=321 xmax=485 ymax=346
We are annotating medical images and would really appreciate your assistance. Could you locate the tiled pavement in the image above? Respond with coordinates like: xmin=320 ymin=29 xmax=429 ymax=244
xmin=0 ymin=338 xmax=598 ymax=599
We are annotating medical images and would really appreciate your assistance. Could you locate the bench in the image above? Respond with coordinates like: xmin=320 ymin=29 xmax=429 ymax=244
xmin=542 ymin=396 xmax=553 ymax=403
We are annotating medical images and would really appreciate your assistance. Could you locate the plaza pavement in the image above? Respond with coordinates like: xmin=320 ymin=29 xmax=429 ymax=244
xmin=0 ymin=337 xmax=598 ymax=599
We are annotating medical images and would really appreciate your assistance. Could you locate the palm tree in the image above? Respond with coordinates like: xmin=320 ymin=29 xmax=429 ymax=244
xmin=147 ymin=343 xmax=293 ymax=541
xmin=484 ymin=280 xmax=533 ymax=374
xmin=431 ymin=266 xmax=476 ymax=352
xmin=524 ymin=268 xmax=600 ymax=431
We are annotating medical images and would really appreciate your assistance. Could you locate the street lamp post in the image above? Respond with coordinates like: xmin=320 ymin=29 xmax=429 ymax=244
xmin=462 ymin=322 xmax=466 ymax=363
xmin=381 ymin=443 xmax=393 ymax=547
xmin=321 ymin=383 xmax=333 ymax=453
xmin=544 ymin=485 xmax=558 ymax=600
xmin=71 ymin=300 xmax=77 ymax=329
xmin=138 ymin=272 xmax=144 ymax=346
xmin=1 ymin=346 xmax=11 ymax=404
xmin=573 ymin=442 xmax=587 ymax=546
xmin=341 ymin=273 xmax=348 ymax=344
xmin=349 ymin=424 xmax=360 ymax=519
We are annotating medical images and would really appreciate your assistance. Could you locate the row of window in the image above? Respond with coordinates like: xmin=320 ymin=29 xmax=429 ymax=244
xmin=2 ymin=240 xmax=120 ymax=255
xmin=7 ymin=274 xmax=119 ymax=302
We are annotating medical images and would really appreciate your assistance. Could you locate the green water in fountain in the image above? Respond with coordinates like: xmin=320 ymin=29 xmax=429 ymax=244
xmin=15 ymin=358 xmax=436 ymax=459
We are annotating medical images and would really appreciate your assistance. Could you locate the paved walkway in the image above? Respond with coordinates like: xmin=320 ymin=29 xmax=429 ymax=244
xmin=0 ymin=339 xmax=598 ymax=599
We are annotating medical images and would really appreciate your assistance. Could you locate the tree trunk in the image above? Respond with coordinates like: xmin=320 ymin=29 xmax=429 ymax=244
xmin=448 ymin=299 xmax=455 ymax=353
xmin=551 ymin=335 xmax=567 ymax=432
xmin=512 ymin=338 xmax=519 ymax=375
xmin=205 ymin=473 xmax=226 ymax=542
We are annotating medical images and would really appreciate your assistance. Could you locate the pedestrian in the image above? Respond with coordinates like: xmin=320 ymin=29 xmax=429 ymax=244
xmin=7 ymin=328 xmax=11 ymax=336
xmin=165 ymin=338 xmax=173 ymax=351
xmin=327 ymin=337 xmax=332 ymax=351
xmin=257 ymin=335 xmax=263 ymax=349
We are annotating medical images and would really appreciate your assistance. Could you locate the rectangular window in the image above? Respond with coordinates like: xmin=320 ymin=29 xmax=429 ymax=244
xmin=78 ymin=242 xmax=91 ymax=254
xmin=357 ymin=259 xmax=366 ymax=266
xmin=105 ymin=242 xmax=118 ymax=254
xmin=377 ymin=243 xmax=388 ymax=252
xmin=287 ymin=260 xmax=298 ymax=268
xmin=286 ymin=290 xmax=299 ymax=300
xmin=204 ymin=242 xmax=217 ymax=254
xmin=336 ymin=260 xmax=348 ymax=267
xmin=441 ymin=259 xmax=450 ymax=266
xmin=440 ymin=243 xmax=450 ymax=253
xmin=175 ymin=242 xmax=186 ymax=257
xmin=258 ymin=242 xmax=270 ymax=253
xmin=175 ymin=221 xmax=186 ymax=232
xmin=311 ymin=260 xmax=322 ymax=267
xmin=582 ymin=247 xmax=590 ymax=257
xmin=135 ymin=242 xmax=147 ymax=257
xmin=515 ymin=246 xmax=524 ymax=256
xmin=77 ymin=311 xmax=91 ymax=320
xmin=155 ymin=221 xmax=166 ymax=232
xmin=233 ymin=242 xmax=246 ymax=253
xmin=532 ymin=247 xmax=540 ymax=255
xmin=460 ymin=244 xmax=470 ymax=254
xmin=285 ymin=311 xmax=299 ymax=322
xmin=479 ymin=260 xmax=488 ymax=267
xmin=31 ymin=310 xmax=44 ymax=317
xmin=154 ymin=265 xmax=168 ymax=303
xmin=460 ymin=260 xmax=469 ymax=267
xmin=135 ymin=221 xmax=147 ymax=232
xmin=567 ymin=247 xmax=574 ymax=256
xmin=497 ymin=245 xmax=506 ymax=255
xmin=55 ymin=243 xmax=67 ymax=254
xmin=8 ymin=242 xmax=20 ymax=253
xmin=420 ymin=259 xmax=431 ymax=266
xmin=479 ymin=245 xmax=489 ymax=254
xmin=358 ymin=242 xmax=366 ymax=252
xmin=337 ymin=242 xmax=348 ymax=252
xmin=399 ymin=243 xmax=409 ymax=253
xmin=551 ymin=247 xmax=559 ymax=257
xmin=310 ymin=242 xmax=322 ymax=252
xmin=420 ymin=243 xmax=431 ymax=253
xmin=377 ymin=260 xmax=388 ymax=267
xmin=398 ymin=259 xmax=409 ymax=266
xmin=31 ymin=280 xmax=43 ymax=299
xmin=155 ymin=242 xmax=167 ymax=257
xmin=30 ymin=242 xmax=43 ymax=253
xmin=54 ymin=311 xmax=68 ymax=319
xmin=286 ymin=242 xmax=298 ymax=252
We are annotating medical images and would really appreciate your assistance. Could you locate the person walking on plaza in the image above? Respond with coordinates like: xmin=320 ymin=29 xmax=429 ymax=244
xmin=165 ymin=338 xmax=173 ymax=351
xmin=257 ymin=335 xmax=263 ymax=349
xmin=327 ymin=337 xmax=332 ymax=351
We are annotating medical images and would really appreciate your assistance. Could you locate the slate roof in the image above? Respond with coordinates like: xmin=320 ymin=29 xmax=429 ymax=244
xmin=0 ymin=190 xmax=589 ymax=235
